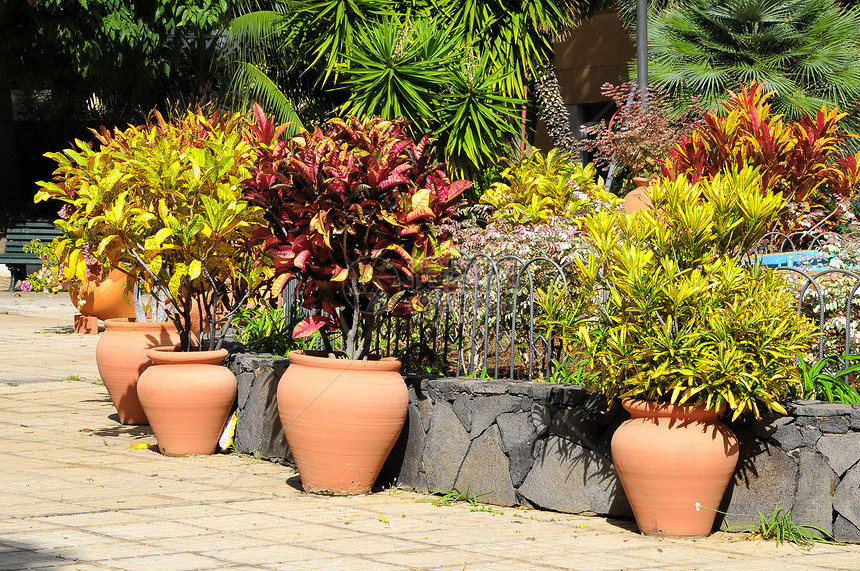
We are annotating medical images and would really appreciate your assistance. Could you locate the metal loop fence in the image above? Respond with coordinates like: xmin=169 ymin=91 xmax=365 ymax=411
xmin=280 ymin=250 xmax=855 ymax=380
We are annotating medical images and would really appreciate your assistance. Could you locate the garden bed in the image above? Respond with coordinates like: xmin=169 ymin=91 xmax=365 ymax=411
xmin=228 ymin=352 xmax=860 ymax=542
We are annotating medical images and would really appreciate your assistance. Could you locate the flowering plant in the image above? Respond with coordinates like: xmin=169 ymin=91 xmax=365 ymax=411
xmin=20 ymin=238 xmax=68 ymax=294
xmin=243 ymin=109 xmax=468 ymax=360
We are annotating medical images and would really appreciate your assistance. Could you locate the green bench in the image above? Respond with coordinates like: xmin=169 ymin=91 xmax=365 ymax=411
xmin=0 ymin=217 xmax=61 ymax=291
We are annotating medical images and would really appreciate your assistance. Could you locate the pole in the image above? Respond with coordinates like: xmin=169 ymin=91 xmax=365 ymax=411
xmin=636 ymin=0 xmax=649 ymax=110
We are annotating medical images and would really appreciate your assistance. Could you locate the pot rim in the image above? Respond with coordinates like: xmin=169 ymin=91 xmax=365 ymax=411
xmin=146 ymin=345 xmax=228 ymax=365
xmin=103 ymin=317 xmax=177 ymax=330
xmin=621 ymin=397 xmax=725 ymax=421
xmin=288 ymin=349 xmax=401 ymax=372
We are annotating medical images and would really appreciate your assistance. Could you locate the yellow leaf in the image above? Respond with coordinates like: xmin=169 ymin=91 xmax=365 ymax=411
xmin=188 ymin=260 xmax=202 ymax=280
xmin=157 ymin=199 xmax=169 ymax=222
xmin=379 ymin=514 xmax=389 ymax=523
xmin=96 ymin=235 xmax=116 ymax=256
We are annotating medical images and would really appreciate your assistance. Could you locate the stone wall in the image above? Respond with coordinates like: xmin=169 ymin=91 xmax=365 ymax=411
xmin=227 ymin=353 xmax=860 ymax=542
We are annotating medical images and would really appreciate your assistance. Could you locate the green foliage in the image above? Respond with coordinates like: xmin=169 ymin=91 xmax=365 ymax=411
xmin=727 ymin=503 xmax=831 ymax=548
xmin=243 ymin=109 xmax=467 ymax=360
xmin=228 ymin=1 xmax=589 ymax=179
xmin=234 ymin=303 xmax=294 ymax=357
xmin=340 ymin=17 xmax=524 ymax=179
xmin=537 ymin=167 xmax=819 ymax=420
xmin=416 ymin=486 xmax=490 ymax=507
xmin=790 ymin=355 xmax=860 ymax=404
xmin=34 ymin=108 xmax=271 ymax=351
xmin=647 ymin=0 xmax=860 ymax=142
xmin=480 ymin=147 xmax=618 ymax=225
xmin=5 ymin=1 xmax=234 ymax=119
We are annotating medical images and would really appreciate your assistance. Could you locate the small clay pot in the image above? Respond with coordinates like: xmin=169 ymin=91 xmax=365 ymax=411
xmin=70 ymin=269 xmax=135 ymax=320
xmin=137 ymin=347 xmax=236 ymax=456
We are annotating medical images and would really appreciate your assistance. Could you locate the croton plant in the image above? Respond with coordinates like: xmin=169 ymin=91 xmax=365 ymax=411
xmin=662 ymin=82 xmax=860 ymax=236
xmin=35 ymin=109 xmax=271 ymax=351
xmin=244 ymin=106 xmax=469 ymax=360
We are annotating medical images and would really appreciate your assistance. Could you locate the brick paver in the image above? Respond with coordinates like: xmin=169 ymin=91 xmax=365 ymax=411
xmin=2 ymin=289 xmax=860 ymax=570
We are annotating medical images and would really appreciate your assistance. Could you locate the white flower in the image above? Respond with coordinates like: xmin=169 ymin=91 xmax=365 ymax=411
xmin=695 ymin=502 xmax=701 ymax=512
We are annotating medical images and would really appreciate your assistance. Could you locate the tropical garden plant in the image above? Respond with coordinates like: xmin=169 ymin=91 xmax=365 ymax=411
xmin=480 ymin=146 xmax=617 ymax=225
xmin=34 ymin=108 xmax=271 ymax=351
xmin=788 ymin=354 xmax=860 ymax=404
xmin=18 ymin=238 xmax=68 ymax=294
xmin=580 ymin=82 xmax=703 ymax=195
xmin=537 ymin=166 xmax=819 ymax=419
xmin=243 ymin=107 xmax=468 ymax=360
xmin=646 ymin=0 xmax=860 ymax=143
xmin=228 ymin=1 xmax=602 ymax=177
xmin=662 ymin=83 xmax=860 ymax=235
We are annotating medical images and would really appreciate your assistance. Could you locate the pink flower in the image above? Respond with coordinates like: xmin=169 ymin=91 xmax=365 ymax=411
xmin=20 ymin=281 xmax=33 ymax=292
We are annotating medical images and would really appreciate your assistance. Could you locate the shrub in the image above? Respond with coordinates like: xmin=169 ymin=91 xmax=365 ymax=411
xmin=35 ymin=108 xmax=271 ymax=350
xmin=243 ymin=108 xmax=468 ymax=360
xmin=662 ymin=82 xmax=860 ymax=235
xmin=479 ymin=147 xmax=618 ymax=225
xmin=580 ymin=82 xmax=703 ymax=195
xmin=538 ymin=167 xmax=818 ymax=419
xmin=646 ymin=0 xmax=860 ymax=143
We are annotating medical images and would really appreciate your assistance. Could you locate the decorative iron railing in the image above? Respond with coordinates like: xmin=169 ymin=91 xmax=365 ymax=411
xmin=281 ymin=250 xmax=858 ymax=380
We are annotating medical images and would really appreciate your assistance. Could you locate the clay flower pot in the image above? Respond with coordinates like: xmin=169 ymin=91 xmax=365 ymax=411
xmin=137 ymin=347 xmax=237 ymax=456
xmin=96 ymin=318 xmax=181 ymax=424
xmin=611 ymin=398 xmax=740 ymax=537
xmin=69 ymin=269 xmax=135 ymax=320
xmin=278 ymin=350 xmax=408 ymax=495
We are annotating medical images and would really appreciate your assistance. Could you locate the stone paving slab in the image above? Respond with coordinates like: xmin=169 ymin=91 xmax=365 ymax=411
xmin=2 ymin=291 xmax=860 ymax=569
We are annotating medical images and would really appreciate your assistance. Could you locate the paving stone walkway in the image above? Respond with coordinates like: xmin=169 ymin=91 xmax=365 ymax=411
xmin=2 ymin=289 xmax=860 ymax=570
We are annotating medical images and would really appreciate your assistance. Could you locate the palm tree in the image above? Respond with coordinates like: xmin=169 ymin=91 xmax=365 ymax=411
xmin=228 ymin=1 xmax=602 ymax=155
xmin=646 ymin=0 xmax=860 ymax=139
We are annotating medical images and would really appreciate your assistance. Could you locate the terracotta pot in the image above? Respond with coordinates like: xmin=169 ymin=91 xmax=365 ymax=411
xmin=137 ymin=347 xmax=237 ymax=456
xmin=624 ymin=178 xmax=654 ymax=215
xmin=96 ymin=318 xmax=181 ymax=424
xmin=69 ymin=269 xmax=135 ymax=320
xmin=611 ymin=398 xmax=740 ymax=537
xmin=632 ymin=176 xmax=652 ymax=189
xmin=278 ymin=350 xmax=408 ymax=495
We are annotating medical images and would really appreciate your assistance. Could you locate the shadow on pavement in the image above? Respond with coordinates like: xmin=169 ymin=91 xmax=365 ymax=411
xmin=92 ymin=423 xmax=153 ymax=438
xmin=40 ymin=325 xmax=76 ymax=334
xmin=0 ymin=540 xmax=80 ymax=570
xmin=286 ymin=475 xmax=303 ymax=492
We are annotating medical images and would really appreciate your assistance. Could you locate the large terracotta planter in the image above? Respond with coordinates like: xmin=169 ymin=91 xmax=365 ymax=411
xmin=278 ymin=350 xmax=408 ymax=495
xmin=70 ymin=269 xmax=135 ymax=320
xmin=137 ymin=347 xmax=237 ymax=456
xmin=96 ymin=318 xmax=181 ymax=424
xmin=611 ymin=398 xmax=740 ymax=537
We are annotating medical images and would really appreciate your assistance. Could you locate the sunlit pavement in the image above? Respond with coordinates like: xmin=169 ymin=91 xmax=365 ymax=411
xmin=2 ymin=290 xmax=860 ymax=570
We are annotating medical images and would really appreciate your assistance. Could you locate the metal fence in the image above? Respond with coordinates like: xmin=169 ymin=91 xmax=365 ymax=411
xmin=280 ymin=248 xmax=860 ymax=380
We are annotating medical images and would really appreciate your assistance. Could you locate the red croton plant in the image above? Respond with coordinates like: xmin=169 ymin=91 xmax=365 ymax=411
xmin=662 ymin=82 xmax=860 ymax=237
xmin=243 ymin=105 xmax=469 ymax=360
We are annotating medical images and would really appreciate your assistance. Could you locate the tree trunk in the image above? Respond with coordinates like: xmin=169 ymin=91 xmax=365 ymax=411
xmin=532 ymin=58 xmax=577 ymax=155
